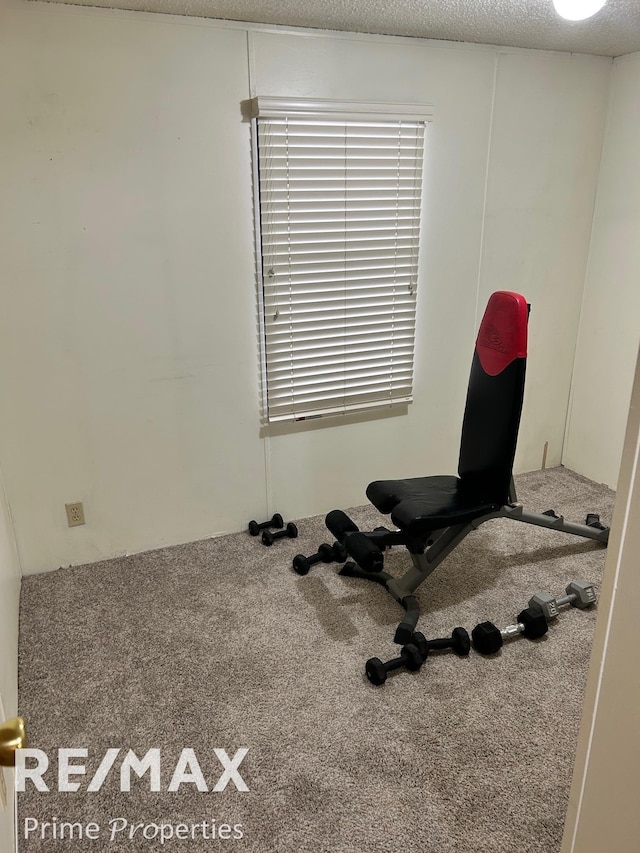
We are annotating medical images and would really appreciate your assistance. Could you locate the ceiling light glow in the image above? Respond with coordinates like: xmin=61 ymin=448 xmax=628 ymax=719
xmin=552 ymin=0 xmax=607 ymax=20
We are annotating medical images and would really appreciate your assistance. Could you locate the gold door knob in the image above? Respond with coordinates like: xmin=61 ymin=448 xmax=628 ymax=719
xmin=0 ymin=717 xmax=27 ymax=767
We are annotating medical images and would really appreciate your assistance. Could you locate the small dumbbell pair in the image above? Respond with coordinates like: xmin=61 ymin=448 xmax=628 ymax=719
xmin=365 ymin=627 xmax=471 ymax=686
xmin=292 ymin=542 xmax=347 ymax=576
xmin=247 ymin=513 xmax=298 ymax=546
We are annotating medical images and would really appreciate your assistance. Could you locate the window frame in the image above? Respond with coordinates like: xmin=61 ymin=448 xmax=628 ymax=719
xmin=249 ymin=96 xmax=433 ymax=426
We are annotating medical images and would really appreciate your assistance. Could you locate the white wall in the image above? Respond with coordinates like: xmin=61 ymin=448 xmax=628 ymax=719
xmin=0 ymin=2 xmax=264 ymax=573
xmin=478 ymin=53 xmax=610 ymax=473
xmin=256 ymin=34 xmax=609 ymax=519
xmin=0 ymin=1 xmax=610 ymax=574
xmin=564 ymin=52 xmax=640 ymax=489
xmin=0 ymin=462 xmax=21 ymax=851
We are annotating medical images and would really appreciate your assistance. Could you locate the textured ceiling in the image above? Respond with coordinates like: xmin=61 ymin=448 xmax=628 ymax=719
xmin=38 ymin=0 xmax=640 ymax=56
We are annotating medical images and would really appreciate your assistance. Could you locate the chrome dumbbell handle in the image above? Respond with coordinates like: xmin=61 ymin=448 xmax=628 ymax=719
xmin=501 ymin=623 xmax=525 ymax=640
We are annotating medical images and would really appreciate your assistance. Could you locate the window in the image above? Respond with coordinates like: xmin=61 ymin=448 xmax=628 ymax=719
xmin=250 ymin=97 xmax=431 ymax=424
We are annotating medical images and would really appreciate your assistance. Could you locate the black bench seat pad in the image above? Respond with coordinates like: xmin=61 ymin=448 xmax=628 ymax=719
xmin=366 ymin=475 xmax=499 ymax=538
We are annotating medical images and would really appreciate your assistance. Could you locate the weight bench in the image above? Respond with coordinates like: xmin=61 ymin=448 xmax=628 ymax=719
xmin=324 ymin=291 xmax=609 ymax=645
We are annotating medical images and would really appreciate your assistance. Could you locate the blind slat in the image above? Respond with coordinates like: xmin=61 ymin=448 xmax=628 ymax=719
xmin=265 ymin=319 xmax=416 ymax=339
xmin=265 ymin=331 xmax=416 ymax=356
xmin=266 ymin=351 xmax=414 ymax=376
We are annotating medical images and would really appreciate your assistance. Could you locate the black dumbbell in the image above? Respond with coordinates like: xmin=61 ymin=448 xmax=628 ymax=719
xmin=248 ymin=513 xmax=284 ymax=537
xmin=412 ymin=627 xmax=471 ymax=658
xmin=365 ymin=643 xmax=424 ymax=686
xmin=261 ymin=522 xmax=298 ymax=546
xmin=472 ymin=606 xmax=548 ymax=655
xmin=292 ymin=542 xmax=347 ymax=576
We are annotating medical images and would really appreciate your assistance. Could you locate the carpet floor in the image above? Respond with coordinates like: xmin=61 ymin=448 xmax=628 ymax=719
xmin=17 ymin=466 xmax=615 ymax=853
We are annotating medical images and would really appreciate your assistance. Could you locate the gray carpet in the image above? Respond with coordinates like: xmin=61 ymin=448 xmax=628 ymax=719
xmin=18 ymin=466 xmax=615 ymax=853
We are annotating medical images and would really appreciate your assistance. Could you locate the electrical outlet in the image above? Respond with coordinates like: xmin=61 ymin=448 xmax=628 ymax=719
xmin=65 ymin=501 xmax=85 ymax=527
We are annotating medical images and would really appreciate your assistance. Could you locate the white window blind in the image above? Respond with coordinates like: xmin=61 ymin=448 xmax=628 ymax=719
xmin=251 ymin=98 xmax=429 ymax=424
